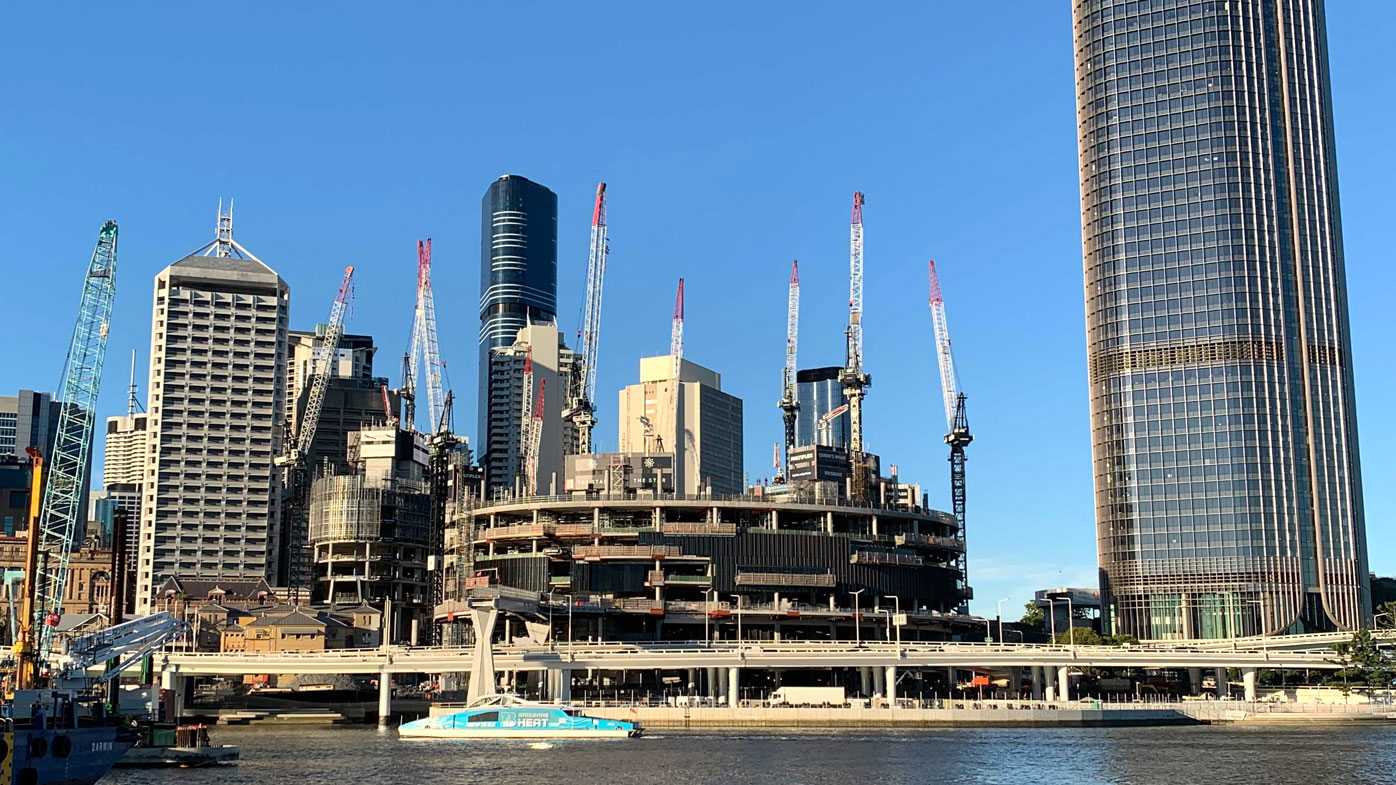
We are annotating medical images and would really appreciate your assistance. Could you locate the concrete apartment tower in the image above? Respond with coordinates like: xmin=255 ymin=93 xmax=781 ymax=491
xmin=103 ymin=411 xmax=146 ymax=564
xmin=482 ymin=322 xmax=577 ymax=496
xmin=135 ymin=207 xmax=290 ymax=613
xmin=478 ymin=175 xmax=558 ymax=490
xmin=1074 ymin=0 xmax=1369 ymax=638
xmin=617 ymin=356 xmax=743 ymax=496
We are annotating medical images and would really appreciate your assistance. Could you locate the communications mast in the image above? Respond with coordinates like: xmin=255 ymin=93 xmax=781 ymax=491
xmin=776 ymin=261 xmax=800 ymax=480
xmin=838 ymin=193 xmax=872 ymax=501
xmin=928 ymin=260 xmax=972 ymax=608
xmin=565 ymin=183 xmax=609 ymax=454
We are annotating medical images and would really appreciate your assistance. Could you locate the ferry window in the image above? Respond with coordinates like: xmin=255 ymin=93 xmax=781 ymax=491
xmin=467 ymin=712 xmax=499 ymax=724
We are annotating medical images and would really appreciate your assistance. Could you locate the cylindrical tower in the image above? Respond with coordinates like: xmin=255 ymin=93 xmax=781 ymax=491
xmin=1074 ymin=0 xmax=1367 ymax=638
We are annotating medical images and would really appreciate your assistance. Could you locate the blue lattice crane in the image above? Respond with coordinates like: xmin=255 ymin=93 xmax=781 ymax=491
xmin=33 ymin=221 xmax=118 ymax=662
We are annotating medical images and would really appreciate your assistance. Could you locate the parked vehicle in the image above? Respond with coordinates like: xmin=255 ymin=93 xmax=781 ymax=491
xmin=768 ymin=687 xmax=846 ymax=707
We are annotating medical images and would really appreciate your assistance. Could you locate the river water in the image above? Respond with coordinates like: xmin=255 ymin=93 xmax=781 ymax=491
xmin=103 ymin=724 xmax=1396 ymax=785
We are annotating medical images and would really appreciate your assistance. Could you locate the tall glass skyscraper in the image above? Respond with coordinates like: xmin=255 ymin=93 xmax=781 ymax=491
xmin=478 ymin=175 xmax=558 ymax=484
xmin=1074 ymin=0 xmax=1368 ymax=638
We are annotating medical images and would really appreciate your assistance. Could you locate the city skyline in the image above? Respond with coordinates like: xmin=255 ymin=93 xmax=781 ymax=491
xmin=2 ymin=3 xmax=1392 ymax=618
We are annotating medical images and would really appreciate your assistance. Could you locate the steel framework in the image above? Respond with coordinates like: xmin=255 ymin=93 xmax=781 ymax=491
xmin=565 ymin=183 xmax=609 ymax=454
xmin=838 ymin=193 xmax=871 ymax=500
xmin=670 ymin=278 xmax=685 ymax=378
xmin=35 ymin=220 xmax=118 ymax=658
xmin=409 ymin=239 xmax=446 ymax=432
xmin=928 ymin=260 xmax=972 ymax=611
xmin=777 ymin=261 xmax=800 ymax=477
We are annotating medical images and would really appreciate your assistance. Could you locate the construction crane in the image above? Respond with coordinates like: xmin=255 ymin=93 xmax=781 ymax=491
xmin=777 ymin=261 xmax=800 ymax=478
xmin=518 ymin=347 xmax=535 ymax=494
xmin=671 ymin=278 xmax=685 ymax=378
xmin=817 ymin=403 xmax=850 ymax=448
xmin=565 ymin=183 xmax=608 ymax=454
xmin=29 ymin=221 xmax=118 ymax=664
xmin=525 ymin=380 xmax=546 ymax=496
xmin=837 ymin=193 xmax=872 ymax=501
xmin=281 ymin=266 xmax=355 ymax=593
xmin=408 ymin=239 xmax=446 ymax=432
xmin=928 ymin=260 xmax=972 ymax=606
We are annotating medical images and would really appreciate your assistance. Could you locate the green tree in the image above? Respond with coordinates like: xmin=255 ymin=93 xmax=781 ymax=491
xmin=1052 ymin=627 xmax=1103 ymax=646
xmin=1328 ymin=629 xmax=1390 ymax=693
xmin=1019 ymin=602 xmax=1045 ymax=630
xmin=1376 ymin=600 xmax=1396 ymax=629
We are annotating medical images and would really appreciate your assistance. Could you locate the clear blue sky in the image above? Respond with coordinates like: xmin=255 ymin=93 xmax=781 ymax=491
xmin=2 ymin=3 xmax=1392 ymax=620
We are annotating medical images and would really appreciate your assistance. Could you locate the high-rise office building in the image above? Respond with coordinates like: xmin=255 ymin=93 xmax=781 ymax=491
xmin=481 ymin=322 xmax=577 ymax=495
xmin=793 ymin=367 xmax=851 ymax=449
xmin=478 ymin=175 xmax=558 ymax=477
xmin=102 ymin=412 xmax=146 ymax=566
xmin=1 ymin=391 xmax=92 ymax=521
xmin=135 ymin=221 xmax=290 ymax=613
xmin=617 ymin=356 xmax=743 ymax=496
xmin=1074 ymin=0 xmax=1368 ymax=638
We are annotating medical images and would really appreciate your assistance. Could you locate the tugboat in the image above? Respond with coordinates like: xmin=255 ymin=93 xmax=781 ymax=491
xmin=399 ymin=695 xmax=642 ymax=739
xmin=2 ymin=688 xmax=138 ymax=785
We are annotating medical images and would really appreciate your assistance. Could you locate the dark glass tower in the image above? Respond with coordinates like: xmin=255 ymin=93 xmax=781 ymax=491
xmin=478 ymin=175 xmax=558 ymax=485
xmin=793 ymin=367 xmax=850 ymax=449
xmin=1075 ymin=0 xmax=1368 ymax=638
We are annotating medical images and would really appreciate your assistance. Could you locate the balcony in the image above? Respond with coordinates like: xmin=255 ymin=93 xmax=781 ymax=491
xmin=572 ymin=545 xmax=680 ymax=561
xmin=483 ymin=524 xmax=547 ymax=541
xmin=734 ymin=570 xmax=835 ymax=588
xmin=661 ymin=521 xmax=737 ymax=536
xmin=895 ymin=533 xmax=966 ymax=552
xmin=849 ymin=551 xmax=924 ymax=567
xmin=665 ymin=574 xmax=713 ymax=586
xmin=551 ymin=523 xmax=595 ymax=538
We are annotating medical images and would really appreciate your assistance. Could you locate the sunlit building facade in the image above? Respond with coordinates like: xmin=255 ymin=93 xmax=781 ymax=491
xmin=1074 ymin=0 xmax=1368 ymax=638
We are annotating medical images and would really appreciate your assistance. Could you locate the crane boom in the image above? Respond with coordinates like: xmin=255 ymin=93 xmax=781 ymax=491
xmin=417 ymin=239 xmax=446 ymax=430
xmin=566 ymin=183 xmax=608 ymax=453
xmin=838 ymin=193 xmax=871 ymax=500
xmin=777 ymin=261 xmax=800 ymax=471
xmin=34 ymin=220 xmax=118 ymax=660
xmin=519 ymin=347 xmax=534 ymax=493
xmin=670 ymin=278 xmax=684 ymax=378
xmin=927 ymin=260 xmax=959 ymax=432
xmin=297 ymin=266 xmax=355 ymax=458
xmin=528 ymin=379 xmax=546 ymax=495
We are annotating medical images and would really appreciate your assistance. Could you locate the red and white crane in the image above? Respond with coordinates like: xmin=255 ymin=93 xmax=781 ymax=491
xmin=518 ymin=346 xmax=535 ymax=492
xmin=838 ymin=193 xmax=871 ymax=500
xmin=928 ymin=260 xmax=972 ymax=609
xmin=817 ymin=403 xmax=850 ymax=448
xmin=670 ymin=278 xmax=685 ymax=378
xmin=565 ymin=183 xmax=609 ymax=454
xmin=777 ymin=261 xmax=800 ymax=479
xmin=525 ymin=379 xmax=546 ymax=496
xmin=407 ymin=239 xmax=446 ymax=433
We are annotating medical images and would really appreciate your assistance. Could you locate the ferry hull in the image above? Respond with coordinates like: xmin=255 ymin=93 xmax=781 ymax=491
xmin=400 ymin=727 xmax=639 ymax=739
xmin=5 ymin=726 xmax=135 ymax=785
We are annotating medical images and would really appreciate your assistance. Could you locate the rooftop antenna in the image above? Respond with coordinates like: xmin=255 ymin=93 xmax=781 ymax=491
xmin=193 ymin=198 xmax=262 ymax=262
xmin=126 ymin=349 xmax=144 ymax=416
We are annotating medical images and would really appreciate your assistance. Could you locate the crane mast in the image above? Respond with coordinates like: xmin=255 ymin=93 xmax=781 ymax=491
xmin=566 ymin=183 xmax=608 ymax=454
xmin=518 ymin=347 xmax=535 ymax=494
xmin=777 ymin=261 xmax=800 ymax=480
xmin=670 ymin=278 xmax=685 ymax=378
xmin=415 ymin=239 xmax=446 ymax=430
xmin=928 ymin=260 xmax=972 ymax=611
xmin=283 ymin=266 xmax=355 ymax=594
xmin=525 ymin=379 xmax=546 ymax=496
xmin=838 ymin=193 xmax=871 ymax=501
xmin=31 ymin=221 xmax=118 ymax=661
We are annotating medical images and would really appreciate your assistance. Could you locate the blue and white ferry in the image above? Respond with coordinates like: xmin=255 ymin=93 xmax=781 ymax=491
xmin=400 ymin=695 xmax=641 ymax=739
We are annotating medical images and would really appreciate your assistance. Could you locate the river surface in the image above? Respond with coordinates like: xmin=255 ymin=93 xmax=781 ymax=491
xmin=103 ymin=724 xmax=1396 ymax=785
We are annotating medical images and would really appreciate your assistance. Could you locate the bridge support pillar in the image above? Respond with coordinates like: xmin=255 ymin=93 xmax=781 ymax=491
xmin=945 ymin=667 xmax=957 ymax=696
xmin=1188 ymin=667 xmax=1203 ymax=695
xmin=1030 ymin=666 xmax=1043 ymax=700
xmin=706 ymin=667 xmax=719 ymax=701
xmin=558 ymin=669 xmax=572 ymax=703
xmin=1009 ymin=666 xmax=1022 ymax=697
xmin=860 ymin=667 xmax=872 ymax=697
xmin=872 ymin=665 xmax=885 ymax=697
xmin=727 ymin=667 xmax=740 ymax=706
xmin=687 ymin=668 xmax=698 ymax=694
xmin=1242 ymin=668 xmax=1257 ymax=702
xmin=884 ymin=666 xmax=898 ymax=703
xmin=1044 ymin=665 xmax=1057 ymax=701
xmin=1056 ymin=666 xmax=1070 ymax=702
xmin=378 ymin=669 xmax=391 ymax=727
xmin=466 ymin=605 xmax=500 ymax=704
xmin=1214 ymin=667 xmax=1228 ymax=699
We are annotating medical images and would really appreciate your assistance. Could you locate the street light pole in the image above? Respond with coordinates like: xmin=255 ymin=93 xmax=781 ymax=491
xmin=1047 ymin=598 xmax=1056 ymax=641
xmin=851 ymin=589 xmax=865 ymax=646
xmin=888 ymin=594 xmax=901 ymax=654
xmin=705 ymin=589 xmax=717 ymax=645
xmin=731 ymin=594 xmax=743 ymax=651
xmin=997 ymin=597 xmax=1008 ymax=645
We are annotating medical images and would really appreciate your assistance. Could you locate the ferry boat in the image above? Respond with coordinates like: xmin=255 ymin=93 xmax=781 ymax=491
xmin=399 ymin=695 xmax=641 ymax=739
